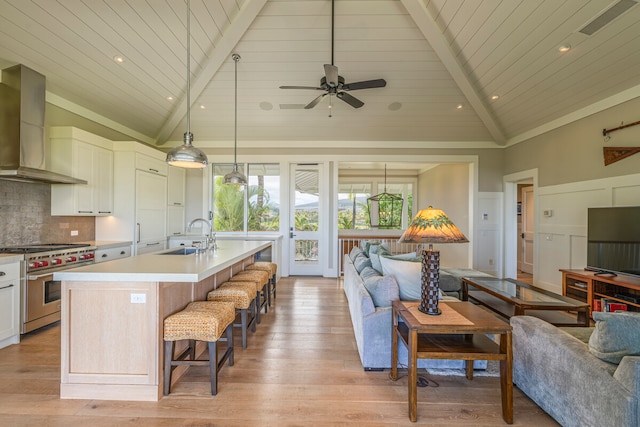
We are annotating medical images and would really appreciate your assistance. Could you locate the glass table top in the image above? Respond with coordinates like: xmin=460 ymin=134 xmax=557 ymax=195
xmin=465 ymin=277 xmax=581 ymax=306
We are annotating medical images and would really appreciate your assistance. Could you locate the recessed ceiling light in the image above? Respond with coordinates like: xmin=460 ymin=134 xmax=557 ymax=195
xmin=199 ymin=104 xmax=205 ymax=109
xmin=166 ymin=95 xmax=175 ymax=101
xmin=113 ymin=55 xmax=125 ymax=63
xmin=388 ymin=102 xmax=402 ymax=111
xmin=559 ymin=44 xmax=571 ymax=53
xmin=456 ymin=104 xmax=463 ymax=110
xmin=259 ymin=101 xmax=273 ymax=111
xmin=491 ymin=95 xmax=500 ymax=101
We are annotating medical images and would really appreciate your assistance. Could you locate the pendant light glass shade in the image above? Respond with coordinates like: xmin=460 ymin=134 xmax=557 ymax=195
xmin=223 ymin=53 xmax=247 ymax=186
xmin=166 ymin=0 xmax=208 ymax=169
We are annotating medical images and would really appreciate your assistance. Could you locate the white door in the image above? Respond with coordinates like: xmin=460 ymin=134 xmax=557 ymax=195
xmin=521 ymin=186 xmax=534 ymax=274
xmin=289 ymin=164 xmax=323 ymax=275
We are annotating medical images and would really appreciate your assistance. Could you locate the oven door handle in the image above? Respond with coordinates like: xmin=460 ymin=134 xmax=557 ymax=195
xmin=27 ymin=272 xmax=54 ymax=281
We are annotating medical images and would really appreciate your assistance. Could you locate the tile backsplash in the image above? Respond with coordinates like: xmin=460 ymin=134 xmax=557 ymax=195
xmin=0 ymin=180 xmax=95 ymax=247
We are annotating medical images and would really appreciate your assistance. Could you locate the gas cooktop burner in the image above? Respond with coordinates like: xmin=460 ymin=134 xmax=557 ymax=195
xmin=0 ymin=243 xmax=91 ymax=254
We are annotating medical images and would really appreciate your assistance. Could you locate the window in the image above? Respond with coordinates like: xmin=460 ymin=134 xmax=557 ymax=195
xmin=338 ymin=183 xmax=371 ymax=230
xmin=338 ymin=179 xmax=414 ymax=230
xmin=212 ymin=163 xmax=280 ymax=232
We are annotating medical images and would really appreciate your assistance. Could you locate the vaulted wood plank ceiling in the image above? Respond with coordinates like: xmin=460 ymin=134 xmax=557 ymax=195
xmin=0 ymin=0 xmax=639 ymax=150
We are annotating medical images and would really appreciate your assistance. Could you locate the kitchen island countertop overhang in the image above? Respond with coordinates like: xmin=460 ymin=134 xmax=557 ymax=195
xmin=54 ymin=240 xmax=272 ymax=283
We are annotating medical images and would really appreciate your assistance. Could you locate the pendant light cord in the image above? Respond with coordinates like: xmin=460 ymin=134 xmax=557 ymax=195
xmin=185 ymin=0 xmax=192 ymax=143
xmin=234 ymin=53 xmax=239 ymax=165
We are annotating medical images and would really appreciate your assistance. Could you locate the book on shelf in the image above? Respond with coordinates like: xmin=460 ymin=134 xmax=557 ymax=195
xmin=600 ymin=298 xmax=628 ymax=312
xmin=592 ymin=299 xmax=602 ymax=312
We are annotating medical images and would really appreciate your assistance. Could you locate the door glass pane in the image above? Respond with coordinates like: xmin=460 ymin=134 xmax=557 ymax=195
xmin=294 ymin=169 xmax=319 ymax=232
xmin=294 ymin=239 xmax=319 ymax=264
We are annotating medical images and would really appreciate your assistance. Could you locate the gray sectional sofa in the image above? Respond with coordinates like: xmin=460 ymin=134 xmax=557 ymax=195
xmin=343 ymin=247 xmax=488 ymax=371
xmin=511 ymin=315 xmax=640 ymax=427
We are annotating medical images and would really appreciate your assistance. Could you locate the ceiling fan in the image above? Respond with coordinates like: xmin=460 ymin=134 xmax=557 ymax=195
xmin=279 ymin=0 xmax=386 ymax=110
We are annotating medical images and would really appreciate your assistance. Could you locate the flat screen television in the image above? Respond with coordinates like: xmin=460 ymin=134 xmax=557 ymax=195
xmin=587 ymin=206 xmax=640 ymax=278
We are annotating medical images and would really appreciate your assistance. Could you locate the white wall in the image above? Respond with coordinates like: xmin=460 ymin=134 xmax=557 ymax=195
xmin=535 ymin=172 xmax=640 ymax=293
xmin=418 ymin=163 xmax=473 ymax=268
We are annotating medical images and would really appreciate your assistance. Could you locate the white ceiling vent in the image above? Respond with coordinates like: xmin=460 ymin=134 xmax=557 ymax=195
xmin=579 ymin=0 xmax=638 ymax=35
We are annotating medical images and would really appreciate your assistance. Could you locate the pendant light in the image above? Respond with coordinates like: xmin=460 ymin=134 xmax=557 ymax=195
xmin=166 ymin=0 xmax=208 ymax=169
xmin=223 ymin=53 xmax=247 ymax=186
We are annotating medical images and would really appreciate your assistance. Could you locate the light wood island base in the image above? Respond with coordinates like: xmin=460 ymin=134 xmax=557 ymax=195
xmin=57 ymin=240 xmax=271 ymax=401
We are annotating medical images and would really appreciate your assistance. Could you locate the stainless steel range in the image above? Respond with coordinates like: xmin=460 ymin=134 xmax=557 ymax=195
xmin=0 ymin=243 xmax=96 ymax=333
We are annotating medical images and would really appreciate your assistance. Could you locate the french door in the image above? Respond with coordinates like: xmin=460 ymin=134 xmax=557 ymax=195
xmin=289 ymin=164 xmax=323 ymax=275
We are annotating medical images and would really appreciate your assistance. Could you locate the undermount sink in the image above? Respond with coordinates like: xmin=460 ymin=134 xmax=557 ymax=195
xmin=160 ymin=247 xmax=199 ymax=255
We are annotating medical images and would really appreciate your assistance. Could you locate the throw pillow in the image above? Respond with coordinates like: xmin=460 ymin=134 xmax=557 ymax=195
xmin=363 ymin=275 xmax=399 ymax=307
xmin=353 ymin=253 xmax=372 ymax=274
xmin=362 ymin=240 xmax=381 ymax=257
xmin=368 ymin=244 xmax=390 ymax=273
xmin=379 ymin=255 xmax=444 ymax=301
xmin=349 ymin=246 xmax=363 ymax=262
xmin=360 ymin=266 xmax=381 ymax=281
xmin=588 ymin=311 xmax=640 ymax=364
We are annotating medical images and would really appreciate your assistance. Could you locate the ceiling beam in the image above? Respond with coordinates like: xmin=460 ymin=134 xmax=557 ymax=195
xmin=401 ymin=0 xmax=506 ymax=145
xmin=155 ymin=0 xmax=268 ymax=145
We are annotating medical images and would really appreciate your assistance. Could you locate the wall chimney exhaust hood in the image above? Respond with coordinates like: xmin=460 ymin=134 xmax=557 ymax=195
xmin=0 ymin=64 xmax=86 ymax=185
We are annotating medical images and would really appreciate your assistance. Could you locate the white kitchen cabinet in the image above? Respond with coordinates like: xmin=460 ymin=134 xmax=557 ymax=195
xmin=167 ymin=166 xmax=186 ymax=206
xmin=167 ymin=166 xmax=186 ymax=236
xmin=95 ymin=141 xmax=167 ymax=256
xmin=0 ymin=261 xmax=21 ymax=349
xmin=95 ymin=245 xmax=132 ymax=263
xmin=50 ymin=127 xmax=114 ymax=216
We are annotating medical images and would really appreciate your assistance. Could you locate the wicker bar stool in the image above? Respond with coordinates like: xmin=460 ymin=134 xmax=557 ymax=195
xmin=163 ymin=300 xmax=235 ymax=396
xmin=229 ymin=270 xmax=270 ymax=323
xmin=207 ymin=282 xmax=257 ymax=349
xmin=245 ymin=262 xmax=277 ymax=306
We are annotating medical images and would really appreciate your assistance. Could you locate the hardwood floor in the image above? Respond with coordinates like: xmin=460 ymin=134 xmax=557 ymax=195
xmin=0 ymin=277 xmax=558 ymax=426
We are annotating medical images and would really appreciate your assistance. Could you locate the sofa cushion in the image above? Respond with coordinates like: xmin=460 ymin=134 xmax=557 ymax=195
xmin=368 ymin=244 xmax=390 ymax=273
xmin=349 ymin=246 xmax=363 ymax=262
xmin=589 ymin=311 xmax=640 ymax=364
xmin=363 ymin=274 xmax=399 ymax=307
xmin=379 ymin=254 xmax=446 ymax=301
xmin=353 ymin=253 xmax=372 ymax=274
xmin=362 ymin=240 xmax=381 ymax=257
xmin=360 ymin=266 xmax=381 ymax=281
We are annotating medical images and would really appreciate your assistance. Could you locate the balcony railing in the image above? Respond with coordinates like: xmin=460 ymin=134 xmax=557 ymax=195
xmin=338 ymin=235 xmax=421 ymax=275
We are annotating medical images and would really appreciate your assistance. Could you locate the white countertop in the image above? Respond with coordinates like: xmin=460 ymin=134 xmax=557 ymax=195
xmin=80 ymin=240 xmax=133 ymax=250
xmin=54 ymin=240 xmax=270 ymax=283
xmin=0 ymin=254 xmax=23 ymax=265
xmin=169 ymin=233 xmax=282 ymax=241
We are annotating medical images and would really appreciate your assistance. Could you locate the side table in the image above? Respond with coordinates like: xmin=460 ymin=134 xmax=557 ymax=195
xmin=391 ymin=300 xmax=513 ymax=424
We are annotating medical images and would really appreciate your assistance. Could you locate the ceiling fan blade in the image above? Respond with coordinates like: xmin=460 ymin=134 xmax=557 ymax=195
xmin=342 ymin=79 xmax=387 ymax=91
xmin=336 ymin=91 xmax=364 ymax=108
xmin=280 ymin=85 xmax=324 ymax=90
xmin=305 ymin=93 xmax=328 ymax=109
xmin=324 ymin=64 xmax=339 ymax=87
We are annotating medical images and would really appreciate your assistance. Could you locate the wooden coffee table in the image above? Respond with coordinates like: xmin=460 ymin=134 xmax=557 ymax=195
xmin=391 ymin=300 xmax=513 ymax=424
xmin=462 ymin=277 xmax=590 ymax=327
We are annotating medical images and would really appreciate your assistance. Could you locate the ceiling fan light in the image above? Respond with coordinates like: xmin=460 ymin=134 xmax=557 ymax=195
xmin=223 ymin=164 xmax=247 ymax=186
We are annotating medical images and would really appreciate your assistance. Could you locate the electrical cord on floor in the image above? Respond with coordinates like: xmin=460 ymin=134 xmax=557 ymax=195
xmin=388 ymin=364 xmax=440 ymax=388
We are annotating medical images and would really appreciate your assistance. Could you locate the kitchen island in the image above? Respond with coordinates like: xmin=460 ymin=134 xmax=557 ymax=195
xmin=54 ymin=240 xmax=271 ymax=401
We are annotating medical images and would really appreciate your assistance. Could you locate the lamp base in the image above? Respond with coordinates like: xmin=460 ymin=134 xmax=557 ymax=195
xmin=420 ymin=247 xmax=442 ymax=316
xmin=417 ymin=305 xmax=442 ymax=316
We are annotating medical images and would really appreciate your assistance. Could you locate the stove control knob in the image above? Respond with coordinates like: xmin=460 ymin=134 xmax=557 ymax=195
xmin=51 ymin=259 xmax=62 ymax=265
xmin=28 ymin=262 xmax=36 ymax=268
xmin=67 ymin=256 xmax=77 ymax=262
xmin=88 ymin=253 xmax=95 ymax=259
xmin=79 ymin=255 xmax=86 ymax=260
xmin=41 ymin=261 xmax=49 ymax=267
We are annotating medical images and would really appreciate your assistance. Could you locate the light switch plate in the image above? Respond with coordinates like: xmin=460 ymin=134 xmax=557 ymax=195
xmin=131 ymin=293 xmax=146 ymax=304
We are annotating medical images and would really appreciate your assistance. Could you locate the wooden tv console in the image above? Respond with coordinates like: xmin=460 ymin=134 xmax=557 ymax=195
xmin=561 ymin=269 xmax=640 ymax=313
